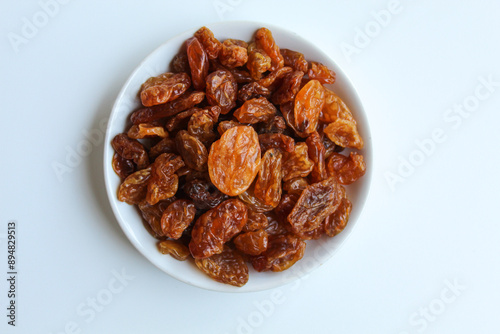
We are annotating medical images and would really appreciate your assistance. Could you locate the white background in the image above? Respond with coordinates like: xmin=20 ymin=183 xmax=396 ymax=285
xmin=1 ymin=0 xmax=499 ymax=333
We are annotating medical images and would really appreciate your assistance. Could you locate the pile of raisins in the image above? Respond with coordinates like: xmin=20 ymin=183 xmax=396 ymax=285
xmin=111 ymin=26 xmax=366 ymax=287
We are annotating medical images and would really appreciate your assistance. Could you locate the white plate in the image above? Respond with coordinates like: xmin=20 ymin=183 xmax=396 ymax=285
xmin=103 ymin=21 xmax=373 ymax=292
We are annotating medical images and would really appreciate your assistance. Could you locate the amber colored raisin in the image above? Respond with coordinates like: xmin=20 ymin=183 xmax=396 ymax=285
xmin=237 ymin=82 xmax=271 ymax=102
xmin=243 ymin=210 xmax=269 ymax=232
xmin=263 ymin=212 xmax=289 ymax=236
xmin=246 ymin=43 xmax=272 ymax=80
xmin=131 ymin=91 xmax=205 ymax=125
xmin=254 ymin=149 xmax=283 ymax=208
xmin=238 ymin=187 xmax=275 ymax=213
xmin=326 ymin=152 xmax=366 ymax=185
xmin=127 ymin=123 xmax=168 ymax=139
xmin=208 ymin=126 xmax=261 ymax=196
xmin=287 ymin=177 xmax=341 ymax=233
xmin=323 ymin=119 xmax=364 ymax=149
xmin=252 ymin=234 xmax=305 ymax=272
xmin=274 ymin=192 xmax=299 ymax=227
xmin=282 ymin=142 xmax=314 ymax=181
xmin=294 ymin=79 xmax=325 ymax=136
xmin=138 ymin=199 xmax=174 ymax=238
xmin=324 ymin=187 xmax=352 ymax=237
xmin=157 ymin=240 xmax=190 ymax=261
xmin=308 ymin=61 xmax=336 ymax=85
xmin=258 ymin=133 xmax=295 ymax=153
xmin=112 ymin=153 xmax=135 ymax=179
xmin=217 ymin=120 xmax=242 ymax=136
xmin=117 ymin=166 xmax=152 ymax=205
xmin=140 ymin=72 xmax=191 ymax=107
xmin=188 ymin=109 xmax=217 ymax=147
xmin=258 ymin=66 xmax=293 ymax=90
xmin=219 ymin=39 xmax=248 ymax=68
xmin=280 ymin=101 xmax=305 ymax=138
xmin=306 ymin=131 xmax=327 ymax=183
xmin=320 ymin=88 xmax=356 ymax=124
xmin=112 ymin=133 xmax=149 ymax=170
xmin=183 ymin=178 xmax=228 ymax=210
xmin=255 ymin=27 xmax=284 ymax=71
xmin=195 ymin=246 xmax=249 ymax=287
xmin=229 ymin=67 xmax=253 ymax=84
xmin=257 ymin=116 xmax=287 ymax=134
xmin=149 ymin=137 xmax=178 ymax=160
xmin=160 ymin=199 xmax=196 ymax=239
xmin=234 ymin=229 xmax=268 ymax=256
xmin=186 ymin=37 xmax=209 ymax=91
xmin=271 ymin=70 xmax=304 ymax=105
xmin=233 ymin=97 xmax=277 ymax=124
xmin=146 ymin=153 xmax=184 ymax=205
xmin=194 ymin=26 xmax=222 ymax=59
xmin=205 ymin=69 xmax=238 ymax=114
xmin=165 ymin=107 xmax=200 ymax=132
xmin=283 ymin=177 xmax=308 ymax=195
xmin=189 ymin=199 xmax=248 ymax=259
xmin=175 ymin=130 xmax=208 ymax=172
xmin=280 ymin=48 xmax=308 ymax=72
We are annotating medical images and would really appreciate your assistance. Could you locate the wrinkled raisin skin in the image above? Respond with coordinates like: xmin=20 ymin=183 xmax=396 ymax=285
xmin=140 ymin=72 xmax=191 ymax=107
xmin=205 ymin=69 xmax=238 ymax=114
xmin=233 ymin=97 xmax=277 ymax=124
xmin=234 ymin=229 xmax=268 ymax=256
xmin=157 ymin=240 xmax=191 ymax=261
xmin=112 ymin=134 xmax=149 ymax=170
xmin=175 ymin=130 xmax=208 ymax=172
xmin=118 ymin=167 xmax=152 ymax=205
xmin=194 ymin=27 xmax=222 ymax=59
xmin=195 ymin=246 xmax=249 ymax=287
xmin=186 ymin=37 xmax=209 ymax=91
xmin=161 ymin=199 xmax=196 ymax=239
xmin=252 ymin=234 xmax=305 ymax=272
xmin=254 ymin=148 xmax=283 ymax=208
xmin=183 ymin=178 xmax=228 ymax=210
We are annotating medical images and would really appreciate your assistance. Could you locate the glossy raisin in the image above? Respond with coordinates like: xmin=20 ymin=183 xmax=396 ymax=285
xmin=254 ymin=148 xmax=283 ymax=208
xmin=255 ymin=27 xmax=284 ymax=71
xmin=326 ymin=152 xmax=366 ymax=185
xmin=175 ymin=130 xmax=208 ymax=172
xmin=252 ymin=234 xmax=305 ymax=272
xmin=219 ymin=39 xmax=248 ymax=68
xmin=233 ymin=97 xmax=277 ymax=124
xmin=234 ymin=229 xmax=268 ymax=256
xmin=294 ymin=79 xmax=325 ymax=136
xmin=183 ymin=178 xmax=228 ymax=210
xmin=117 ymin=166 xmax=152 ymax=205
xmin=195 ymin=246 xmax=249 ymax=287
xmin=112 ymin=133 xmax=149 ymax=170
xmin=282 ymin=142 xmax=314 ymax=181
xmin=112 ymin=153 xmax=135 ymax=179
xmin=194 ymin=26 xmax=222 ymax=59
xmin=140 ymin=72 xmax=191 ymax=107
xmin=127 ymin=123 xmax=168 ymax=139
xmin=280 ymin=48 xmax=308 ymax=72
xmin=157 ymin=240 xmax=191 ymax=261
xmin=308 ymin=61 xmax=336 ymax=85
xmin=186 ymin=37 xmax=209 ymax=90
xmin=205 ymin=69 xmax=238 ymax=114
xmin=160 ymin=199 xmax=196 ymax=239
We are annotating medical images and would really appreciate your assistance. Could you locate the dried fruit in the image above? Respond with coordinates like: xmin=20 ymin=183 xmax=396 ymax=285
xmin=157 ymin=240 xmax=190 ymax=261
xmin=208 ymin=126 xmax=261 ymax=196
xmin=183 ymin=178 xmax=228 ymax=210
xmin=257 ymin=116 xmax=287 ymax=134
xmin=242 ymin=210 xmax=269 ymax=232
xmin=146 ymin=153 xmax=184 ymax=205
xmin=112 ymin=133 xmax=149 ymax=169
xmin=326 ymin=152 xmax=366 ymax=185
xmin=323 ymin=118 xmax=364 ymax=149
xmin=160 ymin=199 xmax=196 ymax=239
xmin=117 ymin=167 xmax=152 ymax=205
xmin=324 ymin=187 xmax=352 ymax=237
xmin=188 ymin=109 xmax=217 ymax=147
xmin=280 ymin=48 xmax=308 ymax=72
xmin=246 ymin=43 xmax=272 ymax=80
xmin=219 ymin=39 xmax=248 ymax=68
xmin=252 ymin=234 xmax=305 ymax=272
xmin=171 ymin=52 xmax=190 ymax=73
xmin=194 ymin=26 xmax=222 ymax=59
xmin=186 ymin=37 xmax=209 ymax=90
xmin=254 ymin=149 xmax=283 ymax=208
xmin=195 ymin=246 xmax=249 ymax=287
xmin=165 ymin=108 xmax=199 ymax=132
xmin=271 ymin=70 xmax=304 ymax=105
xmin=258 ymin=133 xmax=295 ymax=153
xmin=149 ymin=138 xmax=178 ymax=160
xmin=294 ymin=79 xmax=325 ymax=136
xmin=258 ymin=66 xmax=292 ymax=90
xmin=175 ymin=130 xmax=208 ymax=172
xmin=205 ymin=69 xmax=237 ymax=114
xmin=127 ymin=123 xmax=168 ymax=139
xmin=189 ymin=199 xmax=248 ymax=259
xmin=282 ymin=142 xmax=314 ymax=181
xmin=306 ymin=131 xmax=327 ymax=183
xmin=283 ymin=177 xmax=308 ymax=195
xmin=255 ymin=27 xmax=284 ymax=71
xmin=234 ymin=229 xmax=268 ymax=256
xmin=308 ymin=61 xmax=336 ymax=85
xmin=320 ymin=88 xmax=356 ymax=124
xmin=217 ymin=120 xmax=242 ymax=136
xmin=140 ymin=72 xmax=191 ymax=107
xmin=233 ymin=97 xmax=277 ymax=124
xmin=287 ymin=177 xmax=341 ymax=233
xmin=112 ymin=153 xmax=135 ymax=179
xmin=237 ymin=82 xmax=271 ymax=102
xmin=138 ymin=199 xmax=174 ymax=238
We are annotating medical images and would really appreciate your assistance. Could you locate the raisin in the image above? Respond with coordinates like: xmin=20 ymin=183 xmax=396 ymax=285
xmin=271 ymin=70 xmax=304 ymax=105
xmin=280 ymin=48 xmax=308 ymax=72
xmin=246 ymin=42 xmax=271 ymax=80
xmin=238 ymin=187 xmax=275 ymax=213
xmin=138 ymin=199 xmax=174 ymax=238
xmin=149 ymin=137 xmax=178 ymax=160
xmin=131 ymin=91 xmax=205 ymax=124
xmin=234 ymin=229 xmax=268 ymax=256
xmin=160 ymin=199 xmax=196 ymax=239
xmin=194 ymin=26 xmax=222 ymax=59
xmin=324 ymin=187 xmax=352 ymax=237
xmin=257 ymin=116 xmax=287 ymax=134
xmin=252 ymin=234 xmax=305 ymax=272
xmin=228 ymin=67 xmax=253 ymax=84
xmin=306 ymin=131 xmax=327 ymax=183
xmin=282 ymin=177 xmax=308 ymax=195
xmin=188 ymin=109 xmax=217 ymax=147
xmin=157 ymin=240 xmax=190 ymax=261
xmin=308 ymin=61 xmax=336 ymax=85
xmin=127 ymin=123 xmax=168 ymax=139
xmin=117 ymin=166 xmax=152 ymax=205
xmin=287 ymin=177 xmax=341 ymax=234
xmin=233 ymin=97 xmax=277 ymax=124
xmin=183 ymin=178 xmax=228 ymax=210
xmin=186 ymin=37 xmax=209 ymax=91
xmin=323 ymin=119 xmax=364 ymax=149
xmin=171 ymin=52 xmax=190 ymax=73
xmin=195 ymin=246 xmax=249 ymax=287
xmin=189 ymin=199 xmax=248 ymax=259
xmin=112 ymin=153 xmax=135 ymax=179
xmin=219 ymin=39 xmax=248 ymax=68
xmin=326 ymin=152 xmax=366 ymax=185
xmin=282 ymin=142 xmax=314 ymax=181
xmin=258 ymin=133 xmax=295 ymax=153
xmin=237 ymin=82 xmax=271 ymax=102
xmin=320 ymin=88 xmax=356 ymax=124
xmin=254 ymin=148 xmax=283 ymax=208
xmin=165 ymin=107 xmax=200 ymax=132
xmin=258 ymin=66 xmax=293 ymax=91
xmin=175 ymin=130 xmax=208 ymax=172
xmin=217 ymin=120 xmax=242 ymax=136
xmin=208 ymin=126 xmax=261 ymax=196
xmin=274 ymin=192 xmax=299 ymax=226
xmin=205 ymin=69 xmax=238 ymax=114
xmin=255 ymin=27 xmax=284 ymax=71
xmin=146 ymin=153 xmax=184 ymax=205
xmin=111 ymin=133 xmax=149 ymax=170
xmin=263 ymin=212 xmax=289 ymax=236
xmin=140 ymin=72 xmax=191 ymax=107
xmin=242 ymin=210 xmax=269 ymax=232
xmin=294 ymin=79 xmax=325 ymax=136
